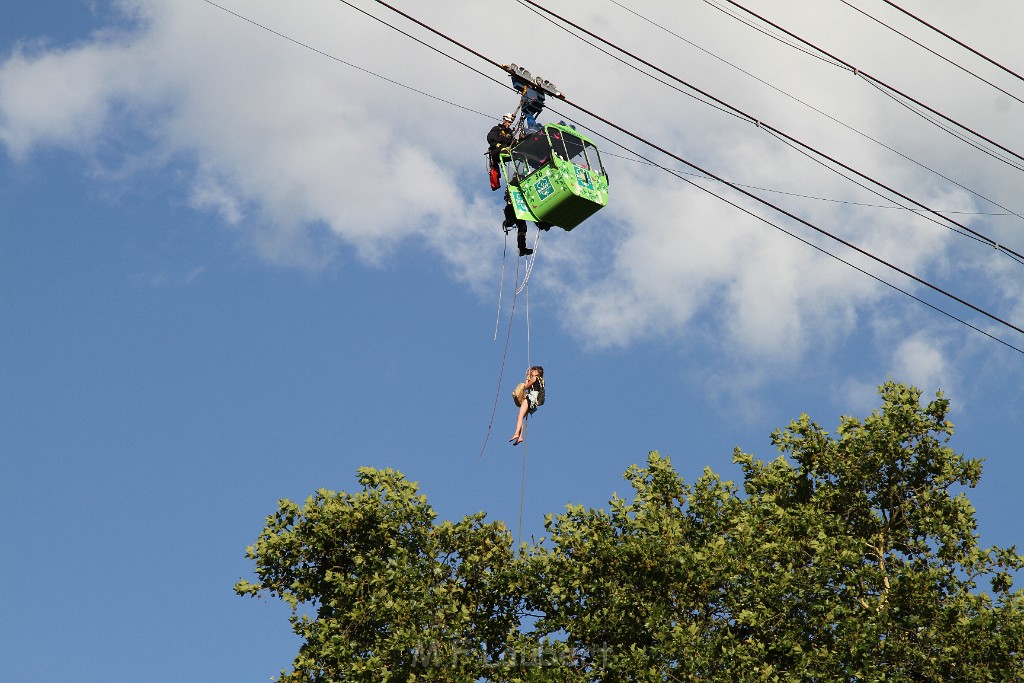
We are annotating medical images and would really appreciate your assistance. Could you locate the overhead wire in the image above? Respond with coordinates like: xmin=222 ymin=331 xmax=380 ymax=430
xmin=880 ymin=0 xmax=1024 ymax=85
xmin=600 ymin=0 xmax=1024 ymax=223
xmin=516 ymin=0 xmax=1024 ymax=265
xmin=760 ymin=126 xmax=1007 ymax=253
xmin=343 ymin=0 xmax=503 ymax=74
xmin=602 ymin=149 xmax=1015 ymax=216
xmin=704 ymin=0 xmax=1024 ymax=170
xmin=860 ymin=76 xmax=1024 ymax=172
xmin=836 ymin=0 xmax=1024 ymax=106
xmin=512 ymin=0 xmax=749 ymax=124
xmin=698 ymin=0 xmax=847 ymax=68
xmin=199 ymin=0 xmax=492 ymax=118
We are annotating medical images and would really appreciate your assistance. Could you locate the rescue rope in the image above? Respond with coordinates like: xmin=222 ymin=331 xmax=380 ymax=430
xmin=518 ymin=421 xmax=528 ymax=549
xmin=478 ymin=253 xmax=523 ymax=459
xmin=484 ymin=227 xmax=539 ymax=547
xmin=518 ymin=281 xmax=532 ymax=551
xmin=525 ymin=280 xmax=532 ymax=366
xmin=515 ymin=231 xmax=541 ymax=295
xmin=492 ymin=228 xmax=510 ymax=341
xmin=478 ymin=229 xmax=538 ymax=459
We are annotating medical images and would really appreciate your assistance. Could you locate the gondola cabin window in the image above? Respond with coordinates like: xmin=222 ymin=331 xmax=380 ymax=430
xmin=509 ymin=131 xmax=553 ymax=181
xmin=550 ymin=129 xmax=605 ymax=176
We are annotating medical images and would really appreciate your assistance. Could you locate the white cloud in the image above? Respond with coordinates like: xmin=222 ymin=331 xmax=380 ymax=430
xmin=188 ymin=167 xmax=244 ymax=225
xmin=0 ymin=39 xmax=135 ymax=158
xmin=838 ymin=378 xmax=886 ymax=417
xmin=890 ymin=334 xmax=956 ymax=399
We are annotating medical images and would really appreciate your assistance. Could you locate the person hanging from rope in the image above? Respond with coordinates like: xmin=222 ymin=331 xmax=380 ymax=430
xmin=486 ymin=113 xmax=515 ymax=191
xmin=510 ymin=365 xmax=544 ymax=446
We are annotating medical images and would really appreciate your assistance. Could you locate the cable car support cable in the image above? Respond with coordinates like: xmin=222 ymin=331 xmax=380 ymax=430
xmin=835 ymin=0 xmax=1024 ymax=106
xmin=880 ymin=0 xmax=1024 ymax=85
xmin=515 ymin=0 xmax=1024 ymax=262
xmin=596 ymin=0 xmax=1024 ymax=224
xmin=703 ymin=0 xmax=1024 ymax=169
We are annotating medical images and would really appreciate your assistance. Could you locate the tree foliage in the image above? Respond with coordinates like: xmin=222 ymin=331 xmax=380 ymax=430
xmin=237 ymin=382 xmax=1024 ymax=681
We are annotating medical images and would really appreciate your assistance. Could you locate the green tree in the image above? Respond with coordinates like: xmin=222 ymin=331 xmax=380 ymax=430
xmin=237 ymin=382 xmax=1024 ymax=681
xmin=235 ymin=467 xmax=526 ymax=681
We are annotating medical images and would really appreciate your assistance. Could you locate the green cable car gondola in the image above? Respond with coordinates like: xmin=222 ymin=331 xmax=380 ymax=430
xmin=499 ymin=122 xmax=609 ymax=231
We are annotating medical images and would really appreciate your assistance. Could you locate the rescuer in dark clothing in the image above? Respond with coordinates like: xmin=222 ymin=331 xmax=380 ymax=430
xmin=486 ymin=113 xmax=515 ymax=191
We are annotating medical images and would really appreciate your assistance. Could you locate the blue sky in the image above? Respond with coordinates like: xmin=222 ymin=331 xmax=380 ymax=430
xmin=3 ymin=1 xmax=1023 ymax=680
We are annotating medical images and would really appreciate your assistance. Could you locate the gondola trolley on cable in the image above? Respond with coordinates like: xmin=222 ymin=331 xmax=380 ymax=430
xmin=494 ymin=64 xmax=609 ymax=231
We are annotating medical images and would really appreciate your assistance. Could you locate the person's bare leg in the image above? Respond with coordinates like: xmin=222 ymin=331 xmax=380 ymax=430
xmin=510 ymin=401 xmax=530 ymax=444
